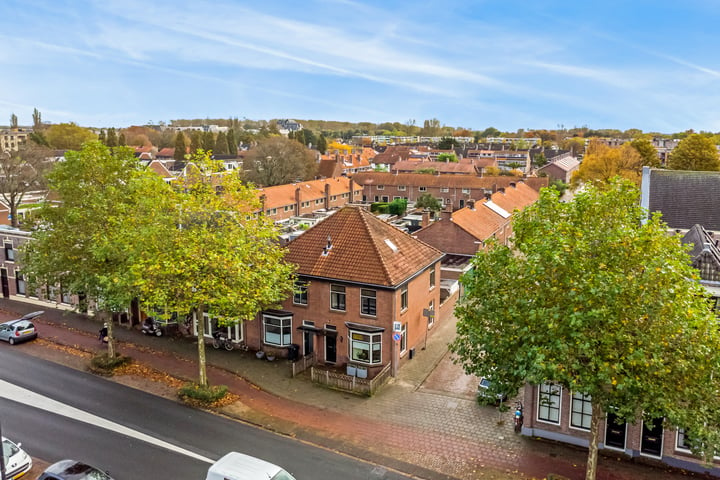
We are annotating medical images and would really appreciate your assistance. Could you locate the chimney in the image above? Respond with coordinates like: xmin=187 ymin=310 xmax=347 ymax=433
xmin=509 ymin=182 xmax=516 ymax=188
xmin=295 ymin=187 xmax=302 ymax=215
xmin=467 ymin=199 xmax=475 ymax=210
xmin=484 ymin=191 xmax=492 ymax=200
xmin=441 ymin=205 xmax=452 ymax=221
xmin=421 ymin=209 xmax=430 ymax=228
xmin=498 ymin=187 xmax=505 ymax=194
xmin=325 ymin=182 xmax=331 ymax=209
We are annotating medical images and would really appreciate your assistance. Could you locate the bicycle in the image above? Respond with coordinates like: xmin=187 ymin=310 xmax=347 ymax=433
xmin=212 ymin=331 xmax=234 ymax=351
xmin=513 ymin=401 xmax=524 ymax=433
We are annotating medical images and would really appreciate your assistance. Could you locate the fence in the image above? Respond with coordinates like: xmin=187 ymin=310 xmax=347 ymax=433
xmin=310 ymin=362 xmax=392 ymax=396
xmin=290 ymin=352 xmax=316 ymax=378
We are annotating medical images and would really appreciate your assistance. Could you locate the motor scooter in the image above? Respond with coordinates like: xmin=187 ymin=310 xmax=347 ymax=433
xmin=141 ymin=317 xmax=163 ymax=337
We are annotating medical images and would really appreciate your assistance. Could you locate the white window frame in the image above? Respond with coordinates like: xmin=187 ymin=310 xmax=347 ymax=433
xmin=429 ymin=269 xmax=436 ymax=290
xmin=427 ymin=300 xmax=435 ymax=328
xmin=398 ymin=185 xmax=407 ymax=191
xmin=15 ymin=270 xmax=26 ymax=296
xmin=440 ymin=187 xmax=449 ymax=193
xmin=537 ymin=383 xmax=562 ymax=424
xmin=461 ymin=188 xmax=471 ymax=194
xmin=4 ymin=243 xmax=14 ymax=262
xmin=293 ymin=280 xmax=308 ymax=305
xmin=263 ymin=313 xmax=292 ymax=346
xmin=400 ymin=323 xmax=407 ymax=354
xmin=330 ymin=284 xmax=346 ymax=311
xmin=376 ymin=185 xmax=385 ymax=190
xmin=418 ymin=186 xmax=427 ymax=192
xmin=349 ymin=330 xmax=382 ymax=365
xmin=400 ymin=286 xmax=408 ymax=311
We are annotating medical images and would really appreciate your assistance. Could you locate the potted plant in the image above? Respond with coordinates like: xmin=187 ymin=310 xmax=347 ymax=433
xmin=256 ymin=350 xmax=265 ymax=359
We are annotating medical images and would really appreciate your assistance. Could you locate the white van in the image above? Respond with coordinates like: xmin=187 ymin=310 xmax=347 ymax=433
xmin=206 ymin=452 xmax=297 ymax=480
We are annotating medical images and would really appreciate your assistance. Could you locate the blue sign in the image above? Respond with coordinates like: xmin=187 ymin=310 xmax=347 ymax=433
xmin=392 ymin=333 xmax=401 ymax=342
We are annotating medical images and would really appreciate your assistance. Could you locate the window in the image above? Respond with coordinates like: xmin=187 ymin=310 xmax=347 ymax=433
xmin=360 ymin=289 xmax=376 ymax=316
xmin=429 ymin=269 xmax=436 ymax=289
xmin=676 ymin=428 xmax=692 ymax=451
xmin=284 ymin=205 xmax=293 ymax=212
xmin=293 ymin=281 xmax=308 ymax=305
xmin=440 ymin=187 xmax=449 ymax=193
xmin=4 ymin=243 xmax=14 ymax=262
xmin=16 ymin=271 xmax=26 ymax=295
xmin=400 ymin=323 xmax=407 ymax=353
xmin=570 ymin=392 xmax=592 ymax=430
xmin=263 ymin=313 xmax=292 ymax=346
xmin=349 ymin=331 xmax=382 ymax=364
xmin=398 ymin=185 xmax=407 ymax=191
xmin=538 ymin=383 xmax=561 ymax=424
xmin=462 ymin=188 xmax=471 ymax=194
xmin=376 ymin=185 xmax=384 ymax=190
xmin=266 ymin=208 xmax=277 ymax=215
xmin=400 ymin=286 xmax=408 ymax=310
xmin=330 ymin=285 xmax=346 ymax=311
xmin=427 ymin=300 xmax=435 ymax=327
xmin=61 ymin=287 xmax=72 ymax=305
xmin=393 ymin=196 xmax=401 ymax=200
xmin=445 ymin=198 xmax=452 ymax=204
xmin=315 ymin=198 xmax=323 ymax=205
xmin=418 ymin=186 xmax=427 ymax=192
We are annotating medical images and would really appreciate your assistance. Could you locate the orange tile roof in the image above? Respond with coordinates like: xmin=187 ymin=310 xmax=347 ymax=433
xmin=351 ymin=172 xmax=548 ymax=191
xmin=255 ymin=177 xmax=358 ymax=210
xmin=490 ymin=182 xmax=539 ymax=213
xmin=392 ymin=160 xmax=476 ymax=174
xmin=147 ymin=159 xmax=173 ymax=178
xmin=285 ymin=206 xmax=443 ymax=287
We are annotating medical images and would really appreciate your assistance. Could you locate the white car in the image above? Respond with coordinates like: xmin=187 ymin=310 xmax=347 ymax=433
xmin=2 ymin=436 xmax=32 ymax=479
xmin=206 ymin=452 xmax=296 ymax=480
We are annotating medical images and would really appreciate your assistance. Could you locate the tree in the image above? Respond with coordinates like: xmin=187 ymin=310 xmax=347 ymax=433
xmin=189 ymin=130 xmax=202 ymax=153
xmin=437 ymin=153 xmax=457 ymax=162
xmin=98 ymin=130 xmax=106 ymax=145
xmin=451 ymin=179 xmax=720 ymax=480
xmin=571 ymin=139 xmax=643 ymax=186
xmin=437 ymin=137 xmax=459 ymax=150
xmin=667 ymin=133 xmax=720 ymax=171
xmin=214 ymin=132 xmax=229 ymax=155
xmin=21 ymin=142 xmax=162 ymax=359
xmin=173 ymin=132 xmax=187 ymax=161
xmin=202 ymin=131 xmax=215 ymax=152
xmin=414 ymin=193 xmax=442 ymax=212
xmin=316 ymin=134 xmax=328 ymax=155
xmin=106 ymin=128 xmax=118 ymax=147
xmin=10 ymin=113 xmax=18 ymax=128
xmin=32 ymin=108 xmax=42 ymax=130
xmin=388 ymin=198 xmax=407 ymax=216
xmin=132 ymin=151 xmax=296 ymax=387
xmin=226 ymin=129 xmax=237 ymax=155
xmin=479 ymin=127 xmax=501 ymax=139
xmin=243 ymin=137 xmax=318 ymax=187
xmin=118 ymin=132 xmax=126 ymax=147
xmin=630 ymin=138 xmax=660 ymax=167
xmin=0 ymin=141 xmax=54 ymax=227
xmin=45 ymin=123 xmax=96 ymax=150
xmin=421 ymin=118 xmax=442 ymax=137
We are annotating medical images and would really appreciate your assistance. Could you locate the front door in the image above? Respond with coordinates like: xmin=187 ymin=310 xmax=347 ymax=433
xmin=325 ymin=334 xmax=337 ymax=364
xmin=605 ymin=412 xmax=627 ymax=450
xmin=641 ymin=418 xmax=664 ymax=457
xmin=303 ymin=330 xmax=313 ymax=355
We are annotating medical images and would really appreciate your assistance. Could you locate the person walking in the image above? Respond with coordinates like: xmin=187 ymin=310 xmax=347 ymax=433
xmin=98 ymin=323 xmax=108 ymax=343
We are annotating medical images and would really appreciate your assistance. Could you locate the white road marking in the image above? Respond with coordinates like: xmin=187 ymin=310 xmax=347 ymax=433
xmin=0 ymin=379 xmax=214 ymax=464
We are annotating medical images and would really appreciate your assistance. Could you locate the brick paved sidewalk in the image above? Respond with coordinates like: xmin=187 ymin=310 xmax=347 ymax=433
xmin=0 ymin=299 xmax=711 ymax=480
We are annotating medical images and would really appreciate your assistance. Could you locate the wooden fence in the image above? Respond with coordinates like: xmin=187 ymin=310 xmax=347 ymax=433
xmin=290 ymin=352 xmax=316 ymax=378
xmin=310 ymin=362 xmax=392 ymax=396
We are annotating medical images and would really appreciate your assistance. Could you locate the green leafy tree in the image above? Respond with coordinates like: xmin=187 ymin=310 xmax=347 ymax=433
xmin=572 ymin=139 xmax=643 ymax=186
xmin=0 ymin=141 xmax=54 ymax=227
xmin=437 ymin=153 xmax=457 ymax=162
xmin=106 ymin=128 xmax=118 ymax=147
xmin=10 ymin=113 xmax=18 ymax=128
xmin=451 ymin=179 xmax=720 ymax=480
xmin=118 ymin=132 xmax=126 ymax=147
xmin=316 ymin=134 xmax=328 ymax=154
xmin=414 ymin=193 xmax=442 ymax=212
xmin=132 ymin=151 xmax=296 ymax=386
xmin=667 ymin=133 xmax=720 ymax=171
xmin=32 ymin=108 xmax=42 ymax=130
xmin=630 ymin=138 xmax=660 ymax=167
xmin=243 ymin=136 xmax=318 ymax=186
xmin=45 ymin=123 xmax=96 ymax=150
xmin=189 ymin=130 xmax=202 ymax=153
xmin=98 ymin=130 xmax=106 ymax=145
xmin=214 ymin=132 xmax=229 ymax=155
xmin=174 ymin=132 xmax=187 ymax=161
xmin=388 ymin=198 xmax=407 ymax=216
xmin=533 ymin=152 xmax=548 ymax=167
xmin=226 ymin=129 xmax=237 ymax=154
xmin=479 ymin=127 xmax=501 ymax=138
xmin=202 ymin=131 xmax=215 ymax=152
xmin=437 ymin=137 xmax=459 ymax=150
xmin=21 ymin=142 xmax=162 ymax=358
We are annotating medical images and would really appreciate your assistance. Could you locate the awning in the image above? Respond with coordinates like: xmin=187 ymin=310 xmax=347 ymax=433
xmin=344 ymin=322 xmax=385 ymax=333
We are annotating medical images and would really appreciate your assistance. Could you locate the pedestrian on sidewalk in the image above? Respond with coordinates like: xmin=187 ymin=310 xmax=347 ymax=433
xmin=99 ymin=323 xmax=108 ymax=343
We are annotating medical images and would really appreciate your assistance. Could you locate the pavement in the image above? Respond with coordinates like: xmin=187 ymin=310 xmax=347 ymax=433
xmin=0 ymin=298 xmax=711 ymax=480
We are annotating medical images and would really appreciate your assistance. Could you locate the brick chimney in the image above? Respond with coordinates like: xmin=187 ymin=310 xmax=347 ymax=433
xmin=441 ymin=205 xmax=452 ymax=221
xmin=295 ymin=187 xmax=302 ymax=215
xmin=421 ymin=209 xmax=430 ymax=228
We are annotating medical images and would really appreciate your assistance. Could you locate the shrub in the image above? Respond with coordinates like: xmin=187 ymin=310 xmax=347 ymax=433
xmin=178 ymin=382 xmax=229 ymax=406
xmin=88 ymin=353 xmax=131 ymax=375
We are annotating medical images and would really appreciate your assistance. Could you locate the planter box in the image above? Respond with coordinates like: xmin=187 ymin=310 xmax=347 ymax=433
xmin=356 ymin=366 xmax=368 ymax=379
xmin=346 ymin=365 xmax=357 ymax=376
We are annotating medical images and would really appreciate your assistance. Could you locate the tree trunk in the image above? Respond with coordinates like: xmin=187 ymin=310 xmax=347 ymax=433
xmin=585 ymin=403 xmax=603 ymax=480
xmin=10 ymin=203 xmax=18 ymax=228
xmin=107 ymin=319 xmax=116 ymax=358
xmin=196 ymin=305 xmax=208 ymax=387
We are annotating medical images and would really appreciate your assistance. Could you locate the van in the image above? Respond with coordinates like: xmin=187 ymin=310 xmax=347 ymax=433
xmin=206 ymin=452 xmax=297 ymax=480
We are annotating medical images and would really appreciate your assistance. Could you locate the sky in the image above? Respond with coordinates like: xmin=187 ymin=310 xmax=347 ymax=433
xmin=2 ymin=0 xmax=720 ymax=134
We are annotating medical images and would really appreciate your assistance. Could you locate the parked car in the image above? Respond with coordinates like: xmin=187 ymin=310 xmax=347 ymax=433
xmin=2 ymin=436 xmax=32 ymax=479
xmin=0 ymin=311 xmax=43 ymax=345
xmin=477 ymin=376 xmax=508 ymax=404
xmin=37 ymin=459 xmax=114 ymax=480
xmin=206 ymin=451 xmax=296 ymax=480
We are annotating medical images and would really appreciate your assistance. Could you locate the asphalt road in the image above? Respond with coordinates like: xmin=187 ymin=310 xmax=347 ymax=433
xmin=0 ymin=347 xmax=414 ymax=480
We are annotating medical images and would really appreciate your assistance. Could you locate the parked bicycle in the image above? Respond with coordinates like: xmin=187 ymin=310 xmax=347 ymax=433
xmin=513 ymin=401 xmax=524 ymax=433
xmin=212 ymin=331 xmax=234 ymax=351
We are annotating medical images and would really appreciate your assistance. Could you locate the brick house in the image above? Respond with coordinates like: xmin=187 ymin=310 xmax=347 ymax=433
xmin=244 ymin=206 xmax=444 ymax=379
xmin=351 ymin=172 xmax=547 ymax=210
xmin=536 ymin=156 xmax=580 ymax=183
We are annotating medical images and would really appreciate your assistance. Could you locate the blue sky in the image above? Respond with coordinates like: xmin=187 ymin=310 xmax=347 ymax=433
xmin=1 ymin=0 xmax=719 ymax=134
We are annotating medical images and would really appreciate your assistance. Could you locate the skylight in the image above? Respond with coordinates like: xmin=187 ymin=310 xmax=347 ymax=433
xmin=384 ymin=238 xmax=398 ymax=253
xmin=484 ymin=200 xmax=511 ymax=218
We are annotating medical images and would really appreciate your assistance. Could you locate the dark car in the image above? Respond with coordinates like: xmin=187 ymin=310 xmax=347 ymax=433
xmin=0 ymin=311 xmax=43 ymax=345
xmin=37 ymin=459 xmax=114 ymax=480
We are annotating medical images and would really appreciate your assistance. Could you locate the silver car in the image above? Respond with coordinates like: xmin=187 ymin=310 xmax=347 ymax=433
xmin=2 ymin=436 xmax=33 ymax=479
xmin=0 ymin=311 xmax=43 ymax=345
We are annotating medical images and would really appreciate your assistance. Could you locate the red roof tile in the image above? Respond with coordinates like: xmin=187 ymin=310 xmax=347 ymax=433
xmin=285 ymin=206 xmax=443 ymax=287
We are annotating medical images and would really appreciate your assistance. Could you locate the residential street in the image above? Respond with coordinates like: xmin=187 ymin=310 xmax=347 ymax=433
xmin=0 ymin=298 xmax=714 ymax=480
